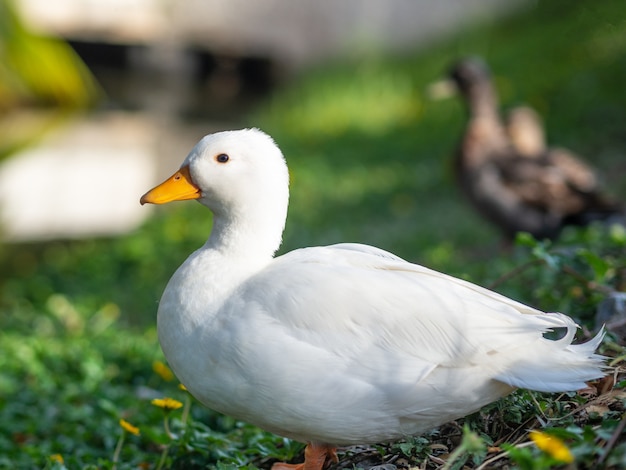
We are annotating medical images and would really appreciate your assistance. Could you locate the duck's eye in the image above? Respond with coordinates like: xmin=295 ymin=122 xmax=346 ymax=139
xmin=216 ymin=153 xmax=230 ymax=163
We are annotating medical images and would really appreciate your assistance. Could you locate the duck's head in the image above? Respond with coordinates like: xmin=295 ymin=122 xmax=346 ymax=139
xmin=141 ymin=128 xmax=290 ymax=223
xmin=448 ymin=57 xmax=492 ymax=96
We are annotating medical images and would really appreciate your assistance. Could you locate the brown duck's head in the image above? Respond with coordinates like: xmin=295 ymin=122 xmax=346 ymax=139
xmin=448 ymin=57 xmax=492 ymax=96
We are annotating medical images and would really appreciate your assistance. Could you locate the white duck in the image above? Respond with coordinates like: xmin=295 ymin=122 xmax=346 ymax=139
xmin=140 ymin=128 xmax=605 ymax=470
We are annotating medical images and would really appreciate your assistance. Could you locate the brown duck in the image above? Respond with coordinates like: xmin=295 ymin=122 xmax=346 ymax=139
xmin=449 ymin=57 xmax=623 ymax=241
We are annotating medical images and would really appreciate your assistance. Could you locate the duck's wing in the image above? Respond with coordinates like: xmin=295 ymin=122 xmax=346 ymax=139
xmin=496 ymin=157 xmax=578 ymax=210
xmin=459 ymin=157 xmax=564 ymax=239
xmin=497 ymin=154 xmax=620 ymax=217
xmin=240 ymin=244 xmax=588 ymax=380
xmin=545 ymin=148 xmax=598 ymax=192
xmin=217 ymin=245 xmax=604 ymax=444
xmin=543 ymin=150 xmax=624 ymax=224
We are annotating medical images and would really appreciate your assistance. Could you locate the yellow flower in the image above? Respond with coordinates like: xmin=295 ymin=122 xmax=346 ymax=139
xmin=152 ymin=360 xmax=174 ymax=381
xmin=178 ymin=383 xmax=188 ymax=391
xmin=119 ymin=418 xmax=140 ymax=436
xmin=49 ymin=454 xmax=64 ymax=464
xmin=529 ymin=430 xmax=574 ymax=463
xmin=151 ymin=397 xmax=184 ymax=411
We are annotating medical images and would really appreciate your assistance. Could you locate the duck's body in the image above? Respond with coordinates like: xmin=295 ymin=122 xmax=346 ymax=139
xmin=159 ymin=240 xmax=598 ymax=445
xmin=141 ymin=129 xmax=605 ymax=469
xmin=450 ymin=58 xmax=623 ymax=241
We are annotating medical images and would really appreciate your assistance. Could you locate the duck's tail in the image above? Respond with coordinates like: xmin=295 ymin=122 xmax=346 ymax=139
xmin=495 ymin=313 xmax=607 ymax=392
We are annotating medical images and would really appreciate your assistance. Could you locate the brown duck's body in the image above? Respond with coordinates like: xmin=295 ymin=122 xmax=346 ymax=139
xmin=450 ymin=58 xmax=624 ymax=241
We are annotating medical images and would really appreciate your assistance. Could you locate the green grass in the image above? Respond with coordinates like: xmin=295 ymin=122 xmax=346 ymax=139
xmin=1 ymin=0 xmax=626 ymax=468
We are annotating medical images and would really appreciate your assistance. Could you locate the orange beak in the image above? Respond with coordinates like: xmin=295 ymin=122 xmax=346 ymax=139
xmin=140 ymin=165 xmax=201 ymax=205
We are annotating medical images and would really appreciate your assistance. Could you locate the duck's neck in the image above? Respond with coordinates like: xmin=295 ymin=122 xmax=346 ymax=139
xmin=466 ymin=83 xmax=500 ymax=121
xmin=206 ymin=205 xmax=286 ymax=268
xmin=459 ymin=82 xmax=509 ymax=167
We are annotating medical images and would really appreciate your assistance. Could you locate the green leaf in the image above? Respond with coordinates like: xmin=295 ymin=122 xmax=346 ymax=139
xmin=578 ymin=249 xmax=611 ymax=282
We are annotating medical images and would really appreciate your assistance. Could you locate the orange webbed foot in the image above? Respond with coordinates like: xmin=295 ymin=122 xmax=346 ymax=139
xmin=271 ymin=443 xmax=338 ymax=470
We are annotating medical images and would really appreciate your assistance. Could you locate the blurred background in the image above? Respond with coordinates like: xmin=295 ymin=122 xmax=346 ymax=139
xmin=0 ymin=0 xmax=529 ymax=242
xmin=1 ymin=0 xmax=625 ymax=466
